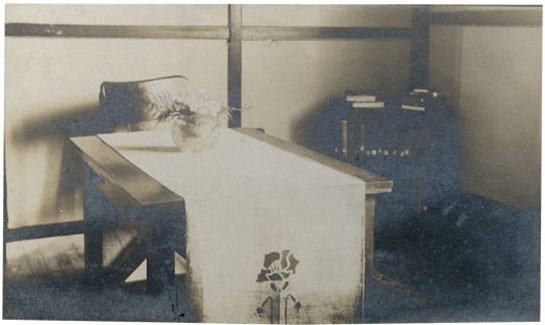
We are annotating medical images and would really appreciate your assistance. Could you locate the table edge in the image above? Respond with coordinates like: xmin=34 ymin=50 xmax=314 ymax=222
xmin=70 ymin=135 xmax=185 ymax=209
xmin=234 ymin=128 xmax=393 ymax=194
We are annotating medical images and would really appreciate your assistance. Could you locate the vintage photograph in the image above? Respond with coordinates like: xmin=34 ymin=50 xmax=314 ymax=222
xmin=3 ymin=3 xmax=541 ymax=323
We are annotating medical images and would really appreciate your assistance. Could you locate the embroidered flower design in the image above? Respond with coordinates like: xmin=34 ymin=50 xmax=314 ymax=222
xmin=257 ymin=250 xmax=299 ymax=283
xmin=255 ymin=250 xmax=302 ymax=322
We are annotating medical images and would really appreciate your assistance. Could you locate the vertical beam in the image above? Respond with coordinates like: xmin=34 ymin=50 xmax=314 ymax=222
xmin=409 ymin=6 xmax=430 ymax=89
xmin=228 ymin=4 xmax=242 ymax=128
xmin=4 ymin=165 xmax=8 ymax=265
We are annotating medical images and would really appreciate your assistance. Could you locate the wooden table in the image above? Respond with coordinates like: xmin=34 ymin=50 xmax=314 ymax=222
xmin=70 ymin=127 xmax=392 ymax=321
xmin=72 ymin=132 xmax=185 ymax=295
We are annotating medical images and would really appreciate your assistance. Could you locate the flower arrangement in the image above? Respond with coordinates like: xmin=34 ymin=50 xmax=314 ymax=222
xmin=149 ymin=87 xmax=231 ymax=125
xmin=142 ymin=87 xmax=232 ymax=152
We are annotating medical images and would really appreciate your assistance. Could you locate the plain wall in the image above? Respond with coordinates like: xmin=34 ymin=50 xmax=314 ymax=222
xmin=241 ymin=39 xmax=411 ymax=145
xmin=429 ymin=24 xmax=541 ymax=209
xmin=242 ymin=5 xmax=411 ymax=27
xmin=6 ymin=4 xmax=228 ymax=25
xmin=241 ymin=5 xmax=412 ymax=145
xmin=5 ymin=5 xmax=228 ymax=228
xmin=5 ymin=39 xmax=228 ymax=228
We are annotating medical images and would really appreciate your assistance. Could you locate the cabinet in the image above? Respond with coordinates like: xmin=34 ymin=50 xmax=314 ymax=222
xmin=317 ymin=94 xmax=459 ymax=232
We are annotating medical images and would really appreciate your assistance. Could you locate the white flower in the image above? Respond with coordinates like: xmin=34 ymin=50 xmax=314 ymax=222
xmin=147 ymin=86 xmax=230 ymax=123
xmin=180 ymin=88 xmax=225 ymax=117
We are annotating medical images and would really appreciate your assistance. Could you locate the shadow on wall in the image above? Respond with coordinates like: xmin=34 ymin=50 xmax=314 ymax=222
xmin=7 ymin=103 xmax=107 ymax=227
xmin=291 ymin=100 xmax=340 ymax=152
xmin=291 ymin=92 xmax=404 ymax=153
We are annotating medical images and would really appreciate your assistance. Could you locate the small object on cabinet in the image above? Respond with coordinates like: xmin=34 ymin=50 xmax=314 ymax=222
xmin=353 ymin=101 xmax=385 ymax=109
xmin=413 ymin=88 xmax=429 ymax=93
xmin=401 ymin=104 xmax=426 ymax=112
xmin=346 ymin=94 xmax=377 ymax=102
xmin=359 ymin=123 xmax=365 ymax=152
xmin=402 ymin=96 xmax=426 ymax=111
xmin=409 ymin=89 xmax=440 ymax=97
xmin=341 ymin=120 xmax=348 ymax=157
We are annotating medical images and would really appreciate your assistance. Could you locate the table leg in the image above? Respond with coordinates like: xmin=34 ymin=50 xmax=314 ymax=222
xmin=361 ymin=194 xmax=377 ymax=321
xmin=146 ymin=209 xmax=182 ymax=296
xmin=365 ymin=195 xmax=376 ymax=274
xmin=84 ymin=165 xmax=104 ymax=286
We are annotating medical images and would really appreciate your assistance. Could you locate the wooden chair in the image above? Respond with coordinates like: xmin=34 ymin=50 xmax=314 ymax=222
xmin=99 ymin=75 xmax=190 ymax=132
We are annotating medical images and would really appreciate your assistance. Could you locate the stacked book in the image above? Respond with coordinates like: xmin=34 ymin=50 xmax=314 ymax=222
xmin=346 ymin=93 xmax=385 ymax=109
xmin=401 ymin=88 xmax=441 ymax=112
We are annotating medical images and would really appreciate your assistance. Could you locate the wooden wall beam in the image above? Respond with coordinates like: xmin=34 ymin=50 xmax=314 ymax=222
xmin=409 ymin=7 xmax=430 ymax=90
xmin=228 ymin=5 xmax=242 ymax=128
xmin=6 ymin=23 xmax=416 ymax=41
xmin=5 ymin=23 xmax=230 ymax=39
xmin=241 ymin=26 xmax=413 ymax=41
xmin=4 ymin=167 xmax=8 ymax=263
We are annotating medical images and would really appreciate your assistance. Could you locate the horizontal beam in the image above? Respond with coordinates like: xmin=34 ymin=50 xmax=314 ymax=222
xmin=6 ymin=23 xmax=414 ymax=40
xmin=241 ymin=26 xmax=414 ymax=40
xmin=5 ymin=220 xmax=85 ymax=242
xmin=5 ymin=23 xmax=230 ymax=39
xmin=426 ymin=9 xmax=542 ymax=27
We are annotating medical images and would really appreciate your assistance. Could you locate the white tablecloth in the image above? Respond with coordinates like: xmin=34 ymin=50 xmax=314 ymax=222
xmin=98 ymin=128 xmax=367 ymax=323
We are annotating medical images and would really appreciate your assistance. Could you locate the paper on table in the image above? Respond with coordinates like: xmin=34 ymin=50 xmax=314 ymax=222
xmin=98 ymin=128 xmax=367 ymax=323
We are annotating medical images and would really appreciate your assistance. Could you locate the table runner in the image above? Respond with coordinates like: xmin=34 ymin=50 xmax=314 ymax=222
xmin=98 ymin=128 xmax=367 ymax=323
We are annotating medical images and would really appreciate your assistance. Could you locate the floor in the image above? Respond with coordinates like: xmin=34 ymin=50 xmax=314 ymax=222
xmin=3 ymin=193 xmax=540 ymax=323
xmin=366 ymin=192 xmax=540 ymax=322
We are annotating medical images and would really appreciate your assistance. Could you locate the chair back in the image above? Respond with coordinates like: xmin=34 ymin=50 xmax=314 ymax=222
xmin=99 ymin=75 xmax=190 ymax=132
